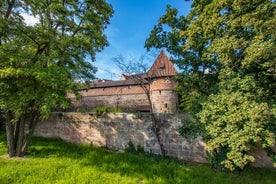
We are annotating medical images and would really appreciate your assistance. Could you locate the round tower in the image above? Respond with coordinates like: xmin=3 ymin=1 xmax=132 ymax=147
xmin=147 ymin=51 xmax=179 ymax=113
xmin=150 ymin=77 xmax=178 ymax=113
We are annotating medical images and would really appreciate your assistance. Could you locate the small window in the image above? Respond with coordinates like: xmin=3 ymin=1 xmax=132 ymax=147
xmin=159 ymin=65 xmax=165 ymax=70
xmin=128 ymin=85 xmax=132 ymax=89
xmin=159 ymin=90 xmax=161 ymax=94
xmin=165 ymin=103 xmax=168 ymax=108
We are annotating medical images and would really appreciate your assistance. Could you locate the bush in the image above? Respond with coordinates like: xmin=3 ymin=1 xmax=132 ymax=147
xmin=198 ymin=69 xmax=275 ymax=171
xmin=92 ymin=106 xmax=122 ymax=117
xmin=125 ymin=141 xmax=145 ymax=154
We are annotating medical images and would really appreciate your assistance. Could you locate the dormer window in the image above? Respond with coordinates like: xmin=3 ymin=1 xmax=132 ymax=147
xmin=159 ymin=65 xmax=165 ymax=70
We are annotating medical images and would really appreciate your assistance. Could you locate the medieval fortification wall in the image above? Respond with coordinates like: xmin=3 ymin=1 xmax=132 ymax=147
xmin=35 ymin=112 xmax=274 ymax=167
xmin=70 ymin=77 xmax=178 ymax=113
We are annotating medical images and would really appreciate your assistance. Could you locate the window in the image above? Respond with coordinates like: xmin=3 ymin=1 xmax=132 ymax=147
xmin=159 ymin=90 xmax=161 ymax=95
xmin=165 ymin=103 xmax=168 ymax=108
xmin=159 ymin=65 xmax=165 ymax=70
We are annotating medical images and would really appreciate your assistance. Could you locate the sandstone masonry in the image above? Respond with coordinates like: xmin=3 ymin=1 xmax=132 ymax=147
xmin=35 ymin=112 xmax=208 ymax=163
xmin=35 ymin=112 xmax=275 ymax=167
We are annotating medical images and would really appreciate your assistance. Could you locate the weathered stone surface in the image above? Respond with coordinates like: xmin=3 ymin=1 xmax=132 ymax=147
xmin=34 ymin=112 xmax=274 ymax=167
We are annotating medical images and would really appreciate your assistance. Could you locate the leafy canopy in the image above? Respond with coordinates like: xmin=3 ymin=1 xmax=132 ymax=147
xmin=0 ymin=0 xmax=113 ymax=157
xmin=146 ymin=0 xmax=275 ymax=171
xmin=0 ymin=0 xmax=113 ymax=119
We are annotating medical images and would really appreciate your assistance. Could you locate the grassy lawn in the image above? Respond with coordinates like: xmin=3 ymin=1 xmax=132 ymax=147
xmin=0 ymin=132 xmax=275 ymax=184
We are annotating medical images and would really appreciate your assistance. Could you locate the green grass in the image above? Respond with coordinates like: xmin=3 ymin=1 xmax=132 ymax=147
xmin=0 ymin=132 xmax=275 ymax=184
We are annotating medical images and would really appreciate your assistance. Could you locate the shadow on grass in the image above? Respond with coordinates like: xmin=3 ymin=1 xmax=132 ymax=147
xmin=2 ymin=134 xmax=276 ymax=184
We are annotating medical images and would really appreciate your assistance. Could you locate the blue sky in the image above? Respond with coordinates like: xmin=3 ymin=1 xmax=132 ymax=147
xmin=94 ymin=0 xmax=192 ymax=80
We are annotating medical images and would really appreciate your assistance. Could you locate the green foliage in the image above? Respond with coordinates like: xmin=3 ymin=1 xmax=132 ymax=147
xmin=146 ymin=0 xmax=276 ymax=171
xmin=0 ymin=0 xmax=113 ymax=118
xmin=178 ymin=119 xmax=202 ymax=139
xmin=125 ymin=141 xmax=145 ymax=154
xmin=1 ymin=134 xmax=276 ymax=184
xmin=92 ymin=106 xmax=109 ymax=116
xmin=198 ymin=68 xmax=275 ymax=171
xmin=0 ymin=0 xmax=113 ymax=157
xmin=125 ymin=141 xmax=137 ymax=153
xmin=207 ymin=146 xmax=231 ymax=172
xmin=92 ymin=106 xmax=122 ymax=117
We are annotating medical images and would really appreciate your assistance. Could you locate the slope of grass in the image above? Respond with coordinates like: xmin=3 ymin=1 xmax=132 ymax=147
xmin=0 ymin=132 xmax=275 ymax=184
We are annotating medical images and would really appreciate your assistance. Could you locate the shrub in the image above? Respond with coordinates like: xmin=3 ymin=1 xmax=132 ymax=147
xmin=198 ymin=69 xmax=275 ymax=171
xmin=92 ymin=106 xmax=122 ymax=117
xmin=125 ymin=141 xmax=144 ymax=154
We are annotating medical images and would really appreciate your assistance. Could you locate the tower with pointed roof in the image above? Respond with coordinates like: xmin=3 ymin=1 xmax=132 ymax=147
xmin=148 ymin=51 xmax=178 ymax=112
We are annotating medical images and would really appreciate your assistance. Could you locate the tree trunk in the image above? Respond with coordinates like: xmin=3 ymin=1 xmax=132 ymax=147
xmin=5 ymin=112 xmax=15 ymax=157
xmin=4 ymin=112 xmax=39 ymax=158
xmin=151 ymin=113 xmax=166 ymax=156
xmin=145 ymin=87 xmax=166 ymax=156
xmin=15 ymin=119 xmax=25 ymax=157
xmin=22 ymin=115 xmax=38 ymax=155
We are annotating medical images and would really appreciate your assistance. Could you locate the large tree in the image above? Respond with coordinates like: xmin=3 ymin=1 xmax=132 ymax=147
xmin=146 ymin=0 xmax=275 ymax=171
xmin=0 ymin=0 xmax=113 ymax=157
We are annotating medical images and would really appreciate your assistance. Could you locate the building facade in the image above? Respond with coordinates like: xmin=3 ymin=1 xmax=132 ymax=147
xmin=69 ymin=51 xmax=178 ymax=113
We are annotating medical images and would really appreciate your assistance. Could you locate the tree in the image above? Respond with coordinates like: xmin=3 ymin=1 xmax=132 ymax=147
xmin=146 ymin=0 xmax=275 ymax=171
xmin=145 ymin=4 xmax=220 ymax=115
xmin=0 ymin=0 xmax=113 ymax=157
xmin=114 ymin=52 xmax=166 ymax=155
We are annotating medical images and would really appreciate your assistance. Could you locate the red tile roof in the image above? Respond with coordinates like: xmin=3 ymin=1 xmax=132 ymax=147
xmin=147 ymin=50 xmax=178 ymax=78
xmin=90 ymin=78 xmax=148 ymax=88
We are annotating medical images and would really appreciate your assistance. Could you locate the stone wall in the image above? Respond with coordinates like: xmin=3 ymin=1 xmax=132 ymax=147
xmin=71 ymin=93 xmax=150 ymax=112
xmin=35 ymin=112 xmax=207 ymax=163
xmin=68 ymin=77 xmax=178 ymax=113
xmin=35 ymin=112 xmax=274 ymax=167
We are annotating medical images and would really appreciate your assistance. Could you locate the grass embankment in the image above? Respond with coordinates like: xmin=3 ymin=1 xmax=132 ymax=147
xmin=0 ymin=132 xmax=275 ymax=184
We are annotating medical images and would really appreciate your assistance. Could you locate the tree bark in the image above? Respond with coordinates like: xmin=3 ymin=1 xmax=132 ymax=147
xmin=15 ymin=119 xmax=25 ymax=157
xmin=151 ymin=113 xmax=166 ymax=156
xmin=5 ymin=112 xmax=39 ymax=157
xmin=22 ymin=115 xmax=38 ymax=155
xmin=141 ymin=80 xmax=166 ymax=156
xmin=5 ymin=112 xmax=15 ymax=157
